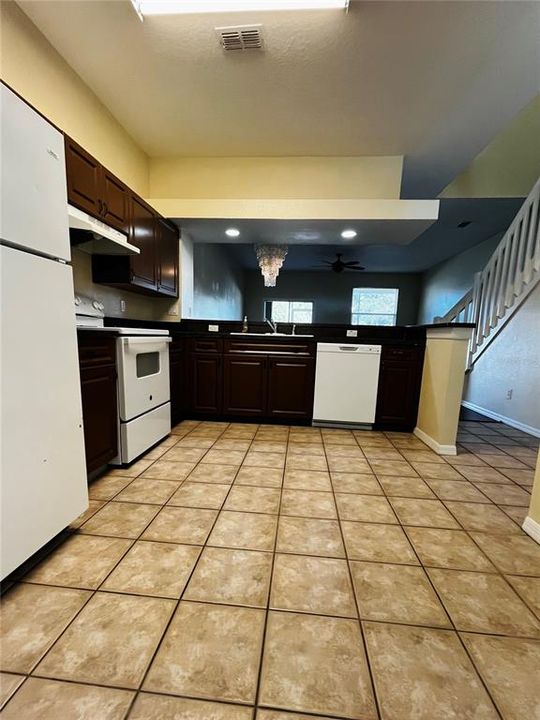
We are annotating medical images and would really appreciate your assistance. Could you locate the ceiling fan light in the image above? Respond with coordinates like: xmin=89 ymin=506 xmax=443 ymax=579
xmin=341 ymin=229 xmax=357 ymax=239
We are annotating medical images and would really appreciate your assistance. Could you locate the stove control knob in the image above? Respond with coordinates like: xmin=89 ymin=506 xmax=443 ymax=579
xmin=92 ymin=300 xmax=101 ymax=310
xmin=74 ymin=296 xmax=81 ymax=306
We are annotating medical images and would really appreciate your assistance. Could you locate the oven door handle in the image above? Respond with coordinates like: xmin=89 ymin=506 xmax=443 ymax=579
xmin=123 ymin=337 xmax=172 ymax=348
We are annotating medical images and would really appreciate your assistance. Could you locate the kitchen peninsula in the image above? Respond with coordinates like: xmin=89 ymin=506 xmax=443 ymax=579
xmin=102 ymin=317 xmax=474 ymax=455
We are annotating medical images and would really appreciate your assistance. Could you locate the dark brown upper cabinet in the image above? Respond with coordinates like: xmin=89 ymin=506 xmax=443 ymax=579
xmin=101 ymin=168 xmax=129 ymax=231
xmin=156 ymin=217 xmax=179 ymax=297
xmin=68 ymin=134 xmax=180 ymax=298
xmin=65 ymin=136 xmax=102 ymax=219
xmin=65 ymin=136 xmax=129 ymax=233
xmin=129 ymin=194 xmax=158 ymax=292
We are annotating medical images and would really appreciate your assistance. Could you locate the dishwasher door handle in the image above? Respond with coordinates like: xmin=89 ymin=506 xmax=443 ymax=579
xmin=339 ymin=346 xmax=358 ymax=351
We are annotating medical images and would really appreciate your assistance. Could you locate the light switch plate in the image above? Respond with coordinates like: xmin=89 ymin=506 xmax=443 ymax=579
xmin=347 ymin=329 xmax=358 ymax=337
xmin=208 ymin=324 xmax=219 ymax=332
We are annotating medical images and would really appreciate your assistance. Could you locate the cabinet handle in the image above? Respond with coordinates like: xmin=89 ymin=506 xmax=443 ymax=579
xmin=103 ymin=202 xmax=108 ymax=216
xmin=97 ymin=199 xmax=103 ymax=215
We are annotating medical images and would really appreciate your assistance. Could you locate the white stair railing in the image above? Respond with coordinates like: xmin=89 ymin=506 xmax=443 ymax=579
xmin=436 ymin=176 xmax=540 ymax=368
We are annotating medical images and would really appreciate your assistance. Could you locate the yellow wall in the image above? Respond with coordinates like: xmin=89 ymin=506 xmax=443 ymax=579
xmin=527 ymin=450 xmax=540 ymax=525
xmin=149 ymin=156 xmax=404 ymax=201
xmin=415 ymin=327 xmax=472 ymax=453
xmin=441 ymin=95 xmax=540 ymax=199
xmin=0 ymin=1 xmax=148 ymax=196
xmin=149 ymin=196 xmax=438 ymax=221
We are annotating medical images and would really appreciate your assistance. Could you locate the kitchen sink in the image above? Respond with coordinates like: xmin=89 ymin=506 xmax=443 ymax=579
xmin=229 ymin=332 xmax=314 ymax=338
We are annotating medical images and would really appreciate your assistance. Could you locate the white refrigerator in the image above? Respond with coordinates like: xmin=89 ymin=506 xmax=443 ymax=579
xmin=1 ymin=84 xmax=88 ymax=579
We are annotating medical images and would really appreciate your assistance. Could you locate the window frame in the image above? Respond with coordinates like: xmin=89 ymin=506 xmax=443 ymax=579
xmin=350 ymin=287 xmax=399 ymax=326
xmin=264 ymin=299 xmax=314 ymax=325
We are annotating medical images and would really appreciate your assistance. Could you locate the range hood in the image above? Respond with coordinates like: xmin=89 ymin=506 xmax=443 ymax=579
xmin=68 ymin=204 xmax=140 ymax=255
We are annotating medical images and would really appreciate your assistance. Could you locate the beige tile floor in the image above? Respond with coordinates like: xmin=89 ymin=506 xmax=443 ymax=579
xmin=1 ymin=419 xmax=539 ymax=719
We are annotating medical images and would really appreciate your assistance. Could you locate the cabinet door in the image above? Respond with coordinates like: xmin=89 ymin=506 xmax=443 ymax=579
xmin=223 ymin=355 xmax=267 ymax=417
xmin=65 ymin=136 xmax=102 ymax=217
xmin=375 ymin=348 xmax=424 ymax=431
xmin=189 ymin=353 xmax=222 ymax=415
xmin=157 ymin=218 xmax=179 ymax=297
xmin=80 ymin=365 xmax=118 ymax=473
xmin=101 ymin=169 xmax=129 ymax=232
xmin=129 ymin=194 xmax=157 ymax=291
xmin=267 ymin=357 xmax=315 ymax=420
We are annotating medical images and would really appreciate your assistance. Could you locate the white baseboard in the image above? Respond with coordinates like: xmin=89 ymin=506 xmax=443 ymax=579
xmin=413 ymin=427 xmax=457 ymax=456
xmin=523 ymin=516 xmax=540 ymax=545
xmin=461 ymin=400 xmax=540 ymax=438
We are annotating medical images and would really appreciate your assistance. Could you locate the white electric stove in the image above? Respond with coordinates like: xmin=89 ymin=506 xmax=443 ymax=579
xmin=75 ymin=295 xmax=172 ymax=464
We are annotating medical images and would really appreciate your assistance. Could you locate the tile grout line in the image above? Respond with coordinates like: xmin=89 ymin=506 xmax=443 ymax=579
xmin=368 ymin=431 xmax=513 ymax=719
xmin=324 ymin=433 xmax=383 ymax=720
xmin=2 ymin=420 xmax=537 ymax=717
xmin=382 ymin=431 xmax=525 ymax=720
xmin=251 ymin=425 xmax=289 ymax=720
xmin=1 ymin=422 xmax=214 ymax=715
xmin=118 ymin=422 xmax=253 ymax=720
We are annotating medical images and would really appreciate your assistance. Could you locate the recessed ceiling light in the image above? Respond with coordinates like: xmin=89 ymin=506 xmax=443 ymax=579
xmin=131 ymin=0 xmax=348 ymax=16
xmin=341 ymin=229 xmax=357 ymax=239
xmin=225 ymin=227 xmax=241 ymax=237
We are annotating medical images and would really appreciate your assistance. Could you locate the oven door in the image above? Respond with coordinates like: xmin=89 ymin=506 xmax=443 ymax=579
xmin=116 ymin=336 xmax=172 ymax=422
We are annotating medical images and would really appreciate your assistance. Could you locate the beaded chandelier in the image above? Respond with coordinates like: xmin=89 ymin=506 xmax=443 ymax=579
xmin=254 ymin=245 xmax=288 ymax=287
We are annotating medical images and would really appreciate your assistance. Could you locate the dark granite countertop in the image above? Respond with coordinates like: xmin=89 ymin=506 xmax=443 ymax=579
xmin=102 ymin=317 xmax=474 ymax=346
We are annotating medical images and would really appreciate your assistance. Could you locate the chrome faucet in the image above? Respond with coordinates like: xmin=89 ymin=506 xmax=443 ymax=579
xmin=265 ymin=318 xmax=278 ymax=334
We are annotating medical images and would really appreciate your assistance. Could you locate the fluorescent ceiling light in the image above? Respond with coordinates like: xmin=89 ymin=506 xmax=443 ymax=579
xmin=131 ymin=0 xmax=348 ymax=17
xmin=225 ymin=227 xmax=241 ymax=237
xmin=341 ymin=229 xmax=357 ymax=239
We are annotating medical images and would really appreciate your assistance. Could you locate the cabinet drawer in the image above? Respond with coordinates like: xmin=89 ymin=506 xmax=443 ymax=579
xmin=189 ymin=338 xmax=223 ymax=353
xmin=77 ymin=332 xmax=117 ymax=367
xmin=382 ymin=346 xmax=421 ymax=362
xmin=225 ymin=339 xmax=314 ymax=356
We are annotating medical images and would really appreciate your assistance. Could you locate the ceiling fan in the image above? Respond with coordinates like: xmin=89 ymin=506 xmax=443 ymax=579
xmin=315 ymin=253 xmax=365 ymax=273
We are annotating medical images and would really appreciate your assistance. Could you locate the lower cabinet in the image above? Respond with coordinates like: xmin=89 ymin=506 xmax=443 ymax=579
xmin=223 ymin=355 xmax=268 ymax=417
xmin=77 ymin=333 xmax=118 ymax=474
xmin=187 ymin=341 xmax=316 ymax=422
xmin=375 ymin=345 xmax=424 ymax=431
xmin=190 ymin=353 xmax=222 ymax=415
xmin=169 ymin=338 xmax=185 ymax=426
xmin=267 ymin=357 xmax=315 ymax=420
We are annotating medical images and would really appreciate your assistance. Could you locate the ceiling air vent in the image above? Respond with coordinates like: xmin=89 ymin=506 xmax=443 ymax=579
xmin=216 ymin=25 xmax=264 ymax=52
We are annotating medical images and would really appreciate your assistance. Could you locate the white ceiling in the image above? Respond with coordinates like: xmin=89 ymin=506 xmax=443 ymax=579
xmin=17 ymin=0 xmax=540 ymax=197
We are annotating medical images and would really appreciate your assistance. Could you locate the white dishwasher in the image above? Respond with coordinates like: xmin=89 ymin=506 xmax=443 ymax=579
xmin=313 ymin=343 xmax=382 ymax=428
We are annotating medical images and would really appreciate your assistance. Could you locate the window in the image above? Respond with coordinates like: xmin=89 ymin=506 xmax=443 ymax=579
xmin=351 ymin=288 xmax=399 ymax=326
xmin=265 ymin=300 xmax=313 ymax=324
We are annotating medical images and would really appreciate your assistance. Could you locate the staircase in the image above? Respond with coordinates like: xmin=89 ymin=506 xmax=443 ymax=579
xmin=435 ymin=177 xmax=540 ymax=369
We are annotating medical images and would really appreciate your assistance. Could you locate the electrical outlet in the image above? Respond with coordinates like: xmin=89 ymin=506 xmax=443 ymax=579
xmin=506 ymin=389 xmax=513 ymax=400
xmin=167 ymin=304 xmax=179 ymax=317
xmin=120 ymin=300 xmax=126 ymax=313
xmin=347 ymin=329 xmax=358 ymax=337
xmin=208 ymin=324 xmax=219 ymax=332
